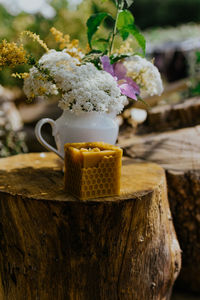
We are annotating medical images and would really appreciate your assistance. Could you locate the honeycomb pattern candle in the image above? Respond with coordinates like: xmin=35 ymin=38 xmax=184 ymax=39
xmin=64 ymin=142 xmax=123 ymax=200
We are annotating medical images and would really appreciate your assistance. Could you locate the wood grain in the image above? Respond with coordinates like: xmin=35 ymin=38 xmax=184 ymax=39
xmin=0 ymin=153 xmax=181 ymax=300
xmin=119 ymin=126 xmax=200 ymax=293
xmin=119 ymin=125 xmax=200 ymax=171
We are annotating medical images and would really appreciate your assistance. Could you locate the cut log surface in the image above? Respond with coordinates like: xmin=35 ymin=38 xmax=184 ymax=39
xmin=0 ymin=153 xmax=181 ymax=300
xmin=119 ymin=125 xmax=200 ymax=171
xmin=142 ymin=97 xmax=200 ymax=132
xmin=119 ymin=125 xmax=200 ymax=293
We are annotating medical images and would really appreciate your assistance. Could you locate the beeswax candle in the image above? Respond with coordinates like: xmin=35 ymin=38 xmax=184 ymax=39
xmin=64 ymin=142 xmax=122 ymax=200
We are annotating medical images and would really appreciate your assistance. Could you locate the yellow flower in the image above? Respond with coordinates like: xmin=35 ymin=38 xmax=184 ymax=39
xmin=0 ymin=40 xmax=27 ymax=68
xmin=37 ymin=86 xmax=47 ymax=95
xmin=68 ymin=39 xmax=79 ymax=49
xmin=30 ymin=92 xmax=35 ymax=99
xmin=37 ymin=74 xmax=47 ymax=81
xmin=12 ymin=72 xmax=29 ymax=79
xmin=50 ymin=27 xmax=82 ymax=61
xmin=50 ymin=27 xmax=70 ymax=49
xmin=20 ymin=31 xmax=49 ymax=52
xmin=85 ymin=43 xmax=91 ymax=54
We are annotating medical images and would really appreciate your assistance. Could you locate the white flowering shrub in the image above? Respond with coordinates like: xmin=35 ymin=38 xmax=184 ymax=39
xmin=23 ymin=50 xmax=128 ymax=114
xmin=124 ymin=55 xmax=163 ymax=97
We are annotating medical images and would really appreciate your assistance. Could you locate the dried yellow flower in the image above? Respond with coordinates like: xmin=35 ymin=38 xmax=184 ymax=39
xmin=65 ymin=48 xmax=83 ymax=60
xmin=50 ymin=27 xmax=82 ymax=61
xmin=12 ymin=72 xmax=29 ymax=79
xmin=85 ymin=43 xmax=91 ymax=54
xmin=0 ymin=40 xmax=27 ymax=68
xmin=21 ymin=31 xmax=49 ymax=52
xmin=68 ymin=39 xmax=79 ymax=49
xmin=50 ymin=27 xmax=70 ymax=49
xmin=37 ymin=74 xmax=48 ymax=81
xmin=30 ymin=92 xmax=35 ymax=99
xmin=37 ymin=86 xmax=47 ymax=95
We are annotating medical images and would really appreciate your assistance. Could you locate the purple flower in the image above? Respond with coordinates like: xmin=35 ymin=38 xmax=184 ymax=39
xmin=100 ymin=55 xmax=140 ymax=100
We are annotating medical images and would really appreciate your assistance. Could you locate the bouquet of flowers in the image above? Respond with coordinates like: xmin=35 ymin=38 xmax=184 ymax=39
xmin=0 ymin=0 xmax=163 ymax=116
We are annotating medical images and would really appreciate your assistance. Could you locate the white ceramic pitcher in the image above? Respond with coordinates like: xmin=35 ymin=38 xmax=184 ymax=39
xmin=35 ymin=110 xmax=119 ymax=159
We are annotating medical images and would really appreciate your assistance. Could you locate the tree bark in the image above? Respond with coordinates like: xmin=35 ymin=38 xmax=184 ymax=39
xmin=0 ymin=153 xmax=181 ymax=300
xmin=119 ymin=125 xmax=200 ymax=293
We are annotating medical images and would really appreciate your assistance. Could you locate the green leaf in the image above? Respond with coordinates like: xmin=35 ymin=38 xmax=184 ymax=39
xmin=190 ymin=82 xmax=200 ymax=96
xmin=125 ymin=0 xmax=134 ymax=7
xmin=110 ymin=53 xmax=131 ymax=64
xmin=133 ymin=51 xmax=145 ymax=57
xmin=117 ymin=10 xmax=134 ymax=30
xmin=87 ymin=12 xmax=109 ymax=48
xmin=128 ymin=24 xmax=146 ymax=55
xmin=117 ymin=10 xmax=135 ymax=40
xmin=118 ymin=23 xmax=146 ymax=55
xmin=84 ymin=50 xmax=103 ymax=55
xmin=116 ymin=10 xmax=145 ymax=54
xmin=120 ymin=30 xmax=129 ymax=40
xmin=92 ymin=38 xmax=109 ymax=52
xmin=82 ymin=52 xmax=104 ymax=69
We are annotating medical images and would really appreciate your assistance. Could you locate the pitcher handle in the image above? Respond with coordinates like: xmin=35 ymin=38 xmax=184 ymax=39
xmin=35 ymin=118 xmax=64 ymax=159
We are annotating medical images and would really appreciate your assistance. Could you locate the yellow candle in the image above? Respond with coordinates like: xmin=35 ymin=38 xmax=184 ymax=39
xmin=64 ymin=142 xmax=122 ymax=200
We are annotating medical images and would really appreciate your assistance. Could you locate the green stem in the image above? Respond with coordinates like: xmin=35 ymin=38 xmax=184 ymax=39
xmin=109 ymin=0 xmax=124 ymax=55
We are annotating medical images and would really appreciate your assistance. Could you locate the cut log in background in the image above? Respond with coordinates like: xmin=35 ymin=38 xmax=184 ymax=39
xmin=142 ymin=97 xmax=200 ymax=133
xmin=119 ymin=125 xmax=200 ymax=293
xmin=0 ymin=153 xmax=181 ymax=300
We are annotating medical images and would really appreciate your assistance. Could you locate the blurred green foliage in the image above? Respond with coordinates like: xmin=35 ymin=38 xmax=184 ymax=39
xmin=1 ymin=0 xmax=200 ymax=87
xmin=0 ymin=0 xmax=116 ymax=87
xmin=189 ymin=51 xmax=200 ymax=97
xmin=132 ymin=0 xmax=200 ymax=29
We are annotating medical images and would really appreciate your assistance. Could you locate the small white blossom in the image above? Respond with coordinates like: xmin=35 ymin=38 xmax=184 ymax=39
xmin=66 ymin=47 xmax=85 ymax=59
xmin=23 ymin=50 xmax=127 ymax=114
xmin=39 ymin=49 xmax=78 ymax=66
xmin=23 ymin=66 xmax=58 ymax=99
xmin=58 ymin=63 xmax=128 ymax=114
xmin=124 ymin=55 xmax=163 ymax=97
xmin=83 ymin=102 xmax=94 ymax=112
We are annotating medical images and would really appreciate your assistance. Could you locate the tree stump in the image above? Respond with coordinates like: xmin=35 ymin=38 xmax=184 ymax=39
xmin=0 ymin=153 xmax=181 ymax=300
xmin=119 ymin=125 xmax=200 ymax=293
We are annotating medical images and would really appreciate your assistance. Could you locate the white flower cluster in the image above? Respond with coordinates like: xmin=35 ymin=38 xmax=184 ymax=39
xmin=39 ymin=49 xmax=79 ymax=66
xmin=23 ymin=49 xmax=77 ymax=100
xmin=124 ymin=55 xmax=163 ymax=97
xmin=58 ymin=63 xmax=128 ymax=114
xmin=66 ymin=47 xmax=85 ymax=60
xmin=23 ymin=66 xmax=58 ymax=99
xmin=23 ymin=50 xmax=127 ymax=114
